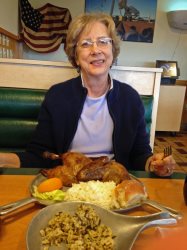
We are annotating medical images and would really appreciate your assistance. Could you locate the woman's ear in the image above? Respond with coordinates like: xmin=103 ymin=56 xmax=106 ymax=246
xmin=75 ymin=55 xmax=80 ymax=72
xmin=76 ymin=60 xmax=79 ymax=66
xmin=75 ymin=50 xmax=79 ymax=66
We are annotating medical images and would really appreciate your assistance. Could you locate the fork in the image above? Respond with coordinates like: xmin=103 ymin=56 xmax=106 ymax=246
xmin=163 ymin=145 xmax=172 ymax=158
xmin=149 ymin=146 xmax=173 ymax=173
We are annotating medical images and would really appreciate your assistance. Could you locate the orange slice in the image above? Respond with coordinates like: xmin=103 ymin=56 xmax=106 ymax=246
xmin=37 ymin=177 xmax=63 ymax=193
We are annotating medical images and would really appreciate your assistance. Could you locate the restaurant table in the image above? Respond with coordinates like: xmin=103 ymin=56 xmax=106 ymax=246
xmin=0 ymin=168 xmax=187 ymax=250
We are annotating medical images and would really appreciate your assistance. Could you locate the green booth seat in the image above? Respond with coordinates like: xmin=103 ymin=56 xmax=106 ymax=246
xmin=0 ymin=87 xmax=153 ymax=153
xmin=0 ymin=87 xmax=46 ymax=152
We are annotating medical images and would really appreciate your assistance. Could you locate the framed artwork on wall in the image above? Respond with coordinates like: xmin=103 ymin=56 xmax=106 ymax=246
xmin=85 ymin=0 xmax=157 ymax=43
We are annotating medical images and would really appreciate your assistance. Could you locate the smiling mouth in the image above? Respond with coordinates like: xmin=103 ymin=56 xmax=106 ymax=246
xmin=91 ymin=59 xmax=104 ymax=65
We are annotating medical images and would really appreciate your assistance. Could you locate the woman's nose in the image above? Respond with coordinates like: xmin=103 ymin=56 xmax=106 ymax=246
xmin=90 ymin=43 xmax=102 ymax=53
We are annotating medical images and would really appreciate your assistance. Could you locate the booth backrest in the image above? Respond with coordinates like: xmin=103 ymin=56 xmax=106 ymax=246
xmin=0 ymin=87 xmax=153 ymax=153
xmin=141 ymin=95 xmax=153 ymax=135
xmin=0 ymin=87 xmax=46 ymax=152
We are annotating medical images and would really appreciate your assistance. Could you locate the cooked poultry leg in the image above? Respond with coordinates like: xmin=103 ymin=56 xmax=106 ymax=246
xmin=41 ymin=152 xmax=93 ymax=186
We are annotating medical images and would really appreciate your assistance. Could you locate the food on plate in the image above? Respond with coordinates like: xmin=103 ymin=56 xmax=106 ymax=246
xmin=40 ymin=152 xmax=147 ymax=208
xmin=62 ymin=151 xmax=93 ymax=173
xmin=42 ymin=164 xmax=77 ymax=187
xmin=42 ymin=152 xmax=93 ymax=186
xmin=40 ymin=204 xmax=114 ymax=250
xmin=33 ymin=186 xmax=65 ymax=201
xmin=77 ymin=160 xmax=130 ymax=184
xmin=114 ymin=179 xmax=148 ymax=207
xmin=64 ymin=180 xmax=117 ymax=209
xmin=64 ymin=179 xmax=147 ymax=209
xmin=32 ymin=176 xmax=147 ymax=208
xmin=37 ymin=177 xmax=63 ymax=193
xmin=41 ymin=152 xmax=130 ymax=186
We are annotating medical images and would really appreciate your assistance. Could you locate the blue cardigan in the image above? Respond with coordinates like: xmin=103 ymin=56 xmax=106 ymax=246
xmin=18 ymin=76 xmax=152 ymax=170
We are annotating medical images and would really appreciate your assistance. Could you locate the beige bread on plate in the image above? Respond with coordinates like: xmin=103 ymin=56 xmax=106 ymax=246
xmin=114 ymin=179 xmax=148 ymax=207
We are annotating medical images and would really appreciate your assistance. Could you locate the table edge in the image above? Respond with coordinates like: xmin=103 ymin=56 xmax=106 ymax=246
xmin=0 ymin=168 xmax=186 ymax=179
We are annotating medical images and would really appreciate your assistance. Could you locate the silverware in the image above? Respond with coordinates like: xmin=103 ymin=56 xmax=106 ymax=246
xmin=143 ymin=199 xmax=183 ymax=220
xmin=0 ymin=197 xmax=37 ymax=216
xmin=114 ymin=199 xmax=183 ymax=220
xmin=124 ymin=174 xmax=183 ymax=220
xmin=149 ymin=146 xmax=173 ymax=173
xmin=149 ymin=145 xmax=172 ymax=172
xmin=163 ymin=145 xmax=172 ymax=158
xmin=0 ymin=174 xmax=57 ymax=216
xmin=163 ymin=146 xmax=187 ymax=175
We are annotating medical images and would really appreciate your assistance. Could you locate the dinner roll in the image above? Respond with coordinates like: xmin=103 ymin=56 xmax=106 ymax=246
xmin=114 ymin=179 xmax=148 ymax=207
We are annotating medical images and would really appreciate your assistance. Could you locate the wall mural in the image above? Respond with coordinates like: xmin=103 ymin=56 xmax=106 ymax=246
xmin=85 ymin=0 xmax=157 ymax=43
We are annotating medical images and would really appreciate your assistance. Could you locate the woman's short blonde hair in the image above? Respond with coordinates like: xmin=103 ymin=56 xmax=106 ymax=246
xmin=65 ymin=12 xmax=120 ymax=69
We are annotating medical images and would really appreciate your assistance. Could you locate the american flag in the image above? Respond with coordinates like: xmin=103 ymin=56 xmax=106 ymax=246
xmin=19 ymin=0 xmax=72 ymax=53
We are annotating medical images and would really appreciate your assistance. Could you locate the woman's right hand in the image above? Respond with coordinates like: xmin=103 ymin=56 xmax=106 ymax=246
xmin=148 ymin=153 xmax=176 ymax=177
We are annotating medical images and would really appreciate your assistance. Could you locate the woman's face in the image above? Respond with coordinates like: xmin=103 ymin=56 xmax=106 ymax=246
xmin=75 ymin=22 xmax=113 ymax=80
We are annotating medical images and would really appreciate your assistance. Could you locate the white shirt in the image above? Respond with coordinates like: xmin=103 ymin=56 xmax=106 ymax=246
xmin=69 ymin=76 xmax=114 ymax=159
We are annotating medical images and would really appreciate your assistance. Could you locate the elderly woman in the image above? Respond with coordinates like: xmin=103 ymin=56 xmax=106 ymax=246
xmin=0 ymin=13 xmax=175 ymax=176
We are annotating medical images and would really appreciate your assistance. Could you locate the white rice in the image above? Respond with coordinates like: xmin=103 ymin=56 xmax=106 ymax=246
xmin=64 ymin=180 xmax=119 ymax=210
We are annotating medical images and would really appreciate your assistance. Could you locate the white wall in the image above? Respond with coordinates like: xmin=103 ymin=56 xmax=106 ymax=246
xmin=0 ymin=0 xmax=19 ymax=36
xmin=1 ymin=0 xmax=187 ymax=79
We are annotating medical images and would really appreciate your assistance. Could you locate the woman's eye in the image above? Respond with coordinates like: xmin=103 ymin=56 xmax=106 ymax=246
xmin=81 ymin=41 xmax=91 ymax=48
xmin=99 ymin=40 xmax=108 ymax=45
xmin=98 ymin=38 xmax=112 ymax=46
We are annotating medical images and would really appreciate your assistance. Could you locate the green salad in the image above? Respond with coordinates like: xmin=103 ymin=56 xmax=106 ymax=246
xmin=33 ymin=186 xmax=65 ymax=201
